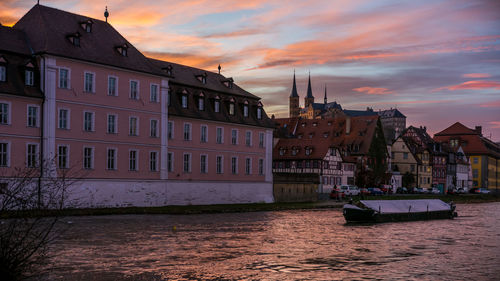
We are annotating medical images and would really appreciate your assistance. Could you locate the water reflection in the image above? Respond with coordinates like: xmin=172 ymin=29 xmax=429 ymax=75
xmin=43 ymin=203 xmax=500 ymax=280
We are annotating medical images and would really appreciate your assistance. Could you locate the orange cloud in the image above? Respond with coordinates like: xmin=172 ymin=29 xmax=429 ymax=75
xmin=436 ymin=80 xmax=500 ymax=91
xmin=462 ymin=73 xmax=491 ymax=78
xmin=353 ymin=87 xmax=393 ymax=95
xmin=144 ymin=51 xmax=241 ymax=71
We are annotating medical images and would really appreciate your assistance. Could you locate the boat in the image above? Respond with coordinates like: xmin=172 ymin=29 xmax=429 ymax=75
xmin=343 ymin=199 xmax=457 ymax=223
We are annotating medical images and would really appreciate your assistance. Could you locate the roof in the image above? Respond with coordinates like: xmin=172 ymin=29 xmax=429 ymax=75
xmin=343 ymin=109 xmax=378 ymax=117
xmin=0 ymin=27 xmax=43 ymax=99
xmin=290 ymin=72 xmax=299 ymax=98
xmin=13 ymin=4 xmax=165 ymax=77
xmin=378 ymin=108 xmax=406 ymax=119
xmin=274 ymin=115 xmax=382 ymax=160
xmin=0 ymin=26 xmax=32 ymax=55
xmin=306 ymin=73 xmax=313 ymax=98
xmin=434 ymin=122 xmax=500 ymax=158
xmin=148 ymin=58 xmax=259 ymax=99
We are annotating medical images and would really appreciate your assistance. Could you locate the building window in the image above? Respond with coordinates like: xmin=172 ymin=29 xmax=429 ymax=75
xmin=129 ymin=150 xmax=138 ymax=171
xmin=216 ymin=156 xmax=223 ymax=174
xmin=83 ymin=147 xmax=93 ymax=169
xmin=84 ymin=72 xmax=94 ymax=93
xmin=58 ymin=109 xmax=69 ymax=129
xmin=245 ymin=131 xmax=252 ymax=146
xmin=257 ymin=107 xmax=262 ymax=120
xmin=25 ymin=70 xmax=34 ymax=86
xmin=0 ymin=142 xmax=8 ymax=167
xmin=181 ymin=95 xmax=188 ymax=108
xmin=129 ymin=117 xmax=138 ymax=136
xmin=245 ymin=158 xmax=251 ymax=175
xmin=150 ymin=84 xmax=158 ymax=102
xmin=214 ymin=100 xmax=220 ymax=113
xmin=259 ymin=132 xmax=264 ymax=148
xmin=27 ymin=105 xmax=39 ymax=127
xmin=108 ymin=76 xmax=117 ymax=96
xmin=59 ymin=68 xmax=70 ymax=89
xmin=58 ymin=145 xmax=68 ymax=169
xmin=229 ymin=103 xmax=235 ymax=115
xmin=168 ymin=121 xmax=173 ymax=139
xmin=243 ymin=105 xmax=248 ymax=117
xmin=231 ymin=129 xmax=238 ymax=145
xmin=198 ymin=97 xmax=204 ymax=110
xmin=150 ymin=151 xmax=158 ymax=172
xmin=200 ymin=154 xmax=207 ymax=174
xmin=183 ymin=153 xmax=191 ymax=173
xmin=216 ymin=127 xmax=223 ymax=144
xmin=183 ymin=123 xmax=191 ymax=140
xmin=130 ymin=80 xmax=139 ymax=99
xmin=473 ymin=157 xmax=478 ymax=164
xmin=403 ymin=152 xmax=408 ymax=160
xmin=167 ymin=152 xmax=174 ymax=172
xmin=472 ymin=169 xmax=478 ymax=178
xmin=0 ymin=65 xmax=6 ymax=82
xmin=107 ymin=114 xmax=117 ymax=134
xmin=259 ymin=159 xmax=264 ymax=175
xmin=231 ymin=157 xmax=238 ymax=174
xmin=201 ymin=125 xmax=208 ymax=143
xmin=83 ymin=111 xmax=94 ymax=131
xmin=0 ymin=102 xmax=8 ymax=124
xmin=27 ymin=144 xmax=38 ymax=168
xmin=150 ymin=119 xmax=158 ymax=138
xmin=107 ymin=148 xmax=116 ymax=170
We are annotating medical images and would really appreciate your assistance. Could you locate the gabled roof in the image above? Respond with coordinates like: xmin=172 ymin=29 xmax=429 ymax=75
xmin=434 ymin=122 xmax=477 ymax=136
xmin=13 ymin=4 xmax=164 ymax=76
xmin=0 ymin=26 xmax=32 ymax=55
xmin=378 ymin=108 xmax=406 ymax=118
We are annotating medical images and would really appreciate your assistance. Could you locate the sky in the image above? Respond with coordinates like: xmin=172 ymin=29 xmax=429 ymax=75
xmin=2 ymin=0 xmax=500 ymax=140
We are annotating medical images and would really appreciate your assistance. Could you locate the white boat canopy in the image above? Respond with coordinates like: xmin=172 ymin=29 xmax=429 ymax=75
xmin=360 ymin=199 xmax=451 ymax=214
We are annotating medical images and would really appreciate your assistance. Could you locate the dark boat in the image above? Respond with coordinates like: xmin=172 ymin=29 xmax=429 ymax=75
xmin=343 ymin=199 xmax=457 ymax=223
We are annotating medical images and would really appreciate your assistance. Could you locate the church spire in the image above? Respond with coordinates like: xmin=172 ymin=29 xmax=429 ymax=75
xmin=306 ymin=71 xmax=313 ymax=98
xmin=290 ymin=70 xmax=299 ymax=98
xmin=324 ymin=84 xmax=327 ymax=104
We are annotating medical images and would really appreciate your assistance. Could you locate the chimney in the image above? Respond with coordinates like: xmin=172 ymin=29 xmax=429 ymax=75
xmin=346 ymin=116 xmax=351 ymax=135
xmin=475 ymin=126 xmax=482 ymax=135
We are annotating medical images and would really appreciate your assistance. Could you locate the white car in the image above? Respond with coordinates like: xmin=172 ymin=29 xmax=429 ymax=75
xmin=340 ymin=185 xmax=360 ymax=196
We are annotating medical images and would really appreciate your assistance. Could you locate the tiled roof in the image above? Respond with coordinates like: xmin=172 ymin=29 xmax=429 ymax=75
xmin=0 ymin=27 xmax=43 ymax=99
xmin=378 ymin=108 xmax=406 ymax=118
xmin=434 ymin=122 xmax=477 ymax=136
xmin=343 ymin=109 xmax=378 ymax=117
xmin=13 ymin=5 xmax=165 ymax=76
xmin=274 ymin=115 xmax=381 ymax=160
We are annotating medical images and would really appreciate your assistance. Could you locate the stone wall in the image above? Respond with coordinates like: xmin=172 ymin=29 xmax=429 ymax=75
xmin=273 ymin=173 xmax=319 ymax=202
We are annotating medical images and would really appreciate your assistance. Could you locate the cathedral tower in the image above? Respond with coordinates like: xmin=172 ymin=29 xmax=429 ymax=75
xmin=304 ymin=72 xmax=314 ymax=108
xmin=289 ymin=72 xmax=300 ymax=117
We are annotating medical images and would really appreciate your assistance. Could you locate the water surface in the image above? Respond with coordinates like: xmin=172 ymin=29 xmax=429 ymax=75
xmin=44 ymin=203 xmax=500 ymax=280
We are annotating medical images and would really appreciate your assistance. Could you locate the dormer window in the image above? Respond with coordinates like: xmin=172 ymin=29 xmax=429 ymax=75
xmin=305 ymin=147 xmax=312 ymax=156
xmin=116 ymin=44 xmax=128 ymax=57
xmin=257 ymin=102 xmax=263 ymax=120
xmin=309 ymin=133 xmax=314 ymax=139
xmin=323 ymin=132 xmax=329 ymax=138
xmin=243 ymin=101 xmax=249 ymax=117
xmin=162 ymin=65 xmax=173 ymax=76
xmin=313 ymin=122 xmax=318 ymax=127
xmin=196 ymin=73 xmax=207 ymax=84
xmin=297 ymin=134 xmax=303 ymax=139
xmin=214 ymin=96 xmax=220 ymax=113
xmin=198 ymin=92 xmax=205 ymax=111
xmin=181 ymin=89 xmax=188 ymax=109
xmin=328 ymin=121 xmax=332 ymax=126
xmin=279 ymin=148 xmax=285 ymax=156
xmin=0 ymin=56 xmax=6 ymax=82
xmin=80 ymin=19 xmax=93 ymax=33
xmin=229 ymin=98 xmax=235 ymax=115
xmin=301 ymin=123 xmax=306 ymax=127
xmin=222 ymin=77 xmax=234 ymax=88
xmin=67 ymin=32 xmax=81 ymax=46
xmin=25 ymin=62 xmax=35 ymax=86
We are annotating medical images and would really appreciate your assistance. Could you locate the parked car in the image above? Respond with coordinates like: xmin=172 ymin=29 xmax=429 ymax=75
xmin=340 ymin=185 xmax=360 ymax=196
xmin=397 ymin=187 xmax=408 ymax=194
xmin=472 ymin=188 xmax=491 ymax=194
xmin=430 ymin=188 xmax=440 ymax=194
xmin=368 ymin=187 xmax=384 ymax=196
xmin=360 ymin=188 xmax=371 ymax=196
xmin=329 ymin=188 xmax=345 ymax=199
xmin=416 ymin=187 xmax=429 ymax=194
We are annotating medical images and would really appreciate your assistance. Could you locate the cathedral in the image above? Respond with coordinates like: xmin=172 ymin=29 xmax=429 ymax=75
xmin=289 ymin=73 xmax=342 ymax=119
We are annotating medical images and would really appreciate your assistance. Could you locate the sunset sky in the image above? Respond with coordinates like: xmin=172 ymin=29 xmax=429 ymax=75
xmin=2 ymin=0 xmax=499 ymax=140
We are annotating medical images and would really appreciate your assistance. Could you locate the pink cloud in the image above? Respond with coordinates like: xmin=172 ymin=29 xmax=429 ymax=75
xmin=489 ymin=121 xmax=500 ymax=129
xmin=353 ymin=87 xmax=393 ymax=95
xmin=462 ymin=73 xmax=491 ymax=78
xmin=435 ymin=80 xmax=500 ymax=91
xmin=479 ymin=100 xmax=500 ymax=108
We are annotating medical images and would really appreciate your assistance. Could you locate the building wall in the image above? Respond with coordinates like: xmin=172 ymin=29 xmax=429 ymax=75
xmin=470 ymin=155 xmax=482 ymax=187
xmin=418 ymin=151 xmax=432 ymax=188
xmin=390 ymin=138 xmax=417 ymax=185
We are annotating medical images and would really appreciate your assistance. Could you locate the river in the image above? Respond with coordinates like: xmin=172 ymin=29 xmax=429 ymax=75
xmin=42 ymin=202 xmax=500 ymax=280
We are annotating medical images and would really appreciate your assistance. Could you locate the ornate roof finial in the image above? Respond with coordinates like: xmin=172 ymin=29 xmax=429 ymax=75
xmin=104 ymin=6 xmax=109 ymax=23
xmin=324 ymin=84 xmax=327 ymax=104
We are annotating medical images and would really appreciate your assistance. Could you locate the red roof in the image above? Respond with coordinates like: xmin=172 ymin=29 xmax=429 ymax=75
xmin=434 ymin=122 xmax=478 ymax=136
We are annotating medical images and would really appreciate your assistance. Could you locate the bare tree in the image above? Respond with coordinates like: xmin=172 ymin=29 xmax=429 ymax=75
xmin=0 ymin=159 xmax=79 ymax=280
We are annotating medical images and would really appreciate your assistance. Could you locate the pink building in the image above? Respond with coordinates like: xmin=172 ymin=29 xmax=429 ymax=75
xmin=0 ymin=4 xmax=274 ymax=207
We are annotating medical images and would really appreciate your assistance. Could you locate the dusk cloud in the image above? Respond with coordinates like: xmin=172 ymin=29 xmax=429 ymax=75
xmin=353 ymin=87 xmax=394 ymax=95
